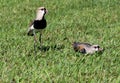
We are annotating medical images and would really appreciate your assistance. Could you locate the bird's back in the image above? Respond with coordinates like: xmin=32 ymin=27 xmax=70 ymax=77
xmin=72 ymin=42 xmax=94 ymax=54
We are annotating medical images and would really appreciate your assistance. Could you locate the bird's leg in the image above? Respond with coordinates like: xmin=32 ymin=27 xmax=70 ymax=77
xmin=33 ymin=30 xmax=37 ymax=53
xmin=39 ymin=30 xmax=42 ymax=50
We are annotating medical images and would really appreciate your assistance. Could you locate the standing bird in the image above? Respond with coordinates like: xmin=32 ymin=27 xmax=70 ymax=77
xmin=72 ymin=42 xmax=103 ymax=54
xmin=27 ymin=7 xmax=48 ymax=52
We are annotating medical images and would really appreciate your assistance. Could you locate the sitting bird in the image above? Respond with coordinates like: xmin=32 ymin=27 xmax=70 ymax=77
xmin=27 ymin=7 xmax=48 ymax=51
xmin=72 ymin=42 xmax=103 ymax=54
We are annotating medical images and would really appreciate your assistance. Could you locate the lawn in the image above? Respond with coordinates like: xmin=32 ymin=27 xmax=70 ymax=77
xmin=0 ymin=0 xmax=120 ymax=82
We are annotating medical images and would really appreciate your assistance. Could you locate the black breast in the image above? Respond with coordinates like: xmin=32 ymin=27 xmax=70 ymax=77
xmin=33 ymin=19 xmax=47 ymax=29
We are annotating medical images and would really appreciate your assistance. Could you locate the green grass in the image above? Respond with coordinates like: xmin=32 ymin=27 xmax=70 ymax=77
xmin=0 ymin=0 xmax=120 ymax=82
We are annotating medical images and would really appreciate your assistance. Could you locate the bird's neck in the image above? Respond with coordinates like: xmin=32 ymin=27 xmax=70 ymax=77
xmin=35 ymin=13 xmax=45 ymax=20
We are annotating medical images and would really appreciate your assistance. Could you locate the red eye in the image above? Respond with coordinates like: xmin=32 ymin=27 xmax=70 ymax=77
xmin=97 ymin=46 xmax=100 ymax=48
xmin=94 ymin=46 xmax=100 ymax=48
xmin=94 ymin=46 xmax=97 ymax=48
xmin=41 ymin=9 xmax=44 ymax=11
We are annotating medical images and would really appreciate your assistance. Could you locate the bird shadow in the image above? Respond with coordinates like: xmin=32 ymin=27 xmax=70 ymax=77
xmin=26 ymin=44 xmax=65 ymax=56
xmin=37 ymin=44 xmax=65 ymax=52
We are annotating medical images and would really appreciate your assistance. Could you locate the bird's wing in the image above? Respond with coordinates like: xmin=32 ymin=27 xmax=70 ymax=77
xmin=78 ymin=45 xmax=86 ymax=54
xmin=73 ymin=42 xmax=84 ymax=52
xmin=73 ymin=43 xmax=86 ymax=54
xmin=27 ymin=20 xmax=35 ymax=36
xmin=29 ymin=20 xmax=34 ymax=27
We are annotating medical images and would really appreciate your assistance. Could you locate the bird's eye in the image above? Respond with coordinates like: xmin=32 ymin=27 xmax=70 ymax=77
xmin=94 ymin=46 xmax=97 ymax=48
xmin=94 ymin=46 xmax=100 ymax=49
xmin=97 ymin=46 xmax=100 ymax=48
xmin=41 ymin=9 xmax=44 ymax=11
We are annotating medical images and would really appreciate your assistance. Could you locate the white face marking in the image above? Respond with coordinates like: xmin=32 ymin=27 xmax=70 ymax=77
xmin=38 ymin=9 xmax=45 ymax=15
xmin=36 ymin=7 xmax=46 ymax=20
xmin=95 ymin=48 xmax=99 ymax=51
xmin=92 ymin=45 xmax=100 ymax=51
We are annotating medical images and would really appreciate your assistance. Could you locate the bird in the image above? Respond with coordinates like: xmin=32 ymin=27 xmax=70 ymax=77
xmin=72 ymin=42 xmax=103 ymax=54
xmin=27 ymin=7 xmax=48 ymax=52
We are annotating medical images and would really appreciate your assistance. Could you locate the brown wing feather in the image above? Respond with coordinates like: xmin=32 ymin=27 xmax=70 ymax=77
xmin=29 ymin=20 xmax=34 ymax=27
xmin=27 ymin=20 xmax=35 ymax=36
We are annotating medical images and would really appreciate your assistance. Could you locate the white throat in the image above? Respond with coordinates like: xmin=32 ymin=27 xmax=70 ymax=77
xmin=35 ymin=11 xmax=44 ymax=20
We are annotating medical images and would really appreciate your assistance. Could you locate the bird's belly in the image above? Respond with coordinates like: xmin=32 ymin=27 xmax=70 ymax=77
xmin=86 ymin=49 xmax=95 ymax=54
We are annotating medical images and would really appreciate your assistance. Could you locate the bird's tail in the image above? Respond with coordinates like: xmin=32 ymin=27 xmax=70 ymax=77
xmin=72 ymin=42 xmax=80 ymax=51
xmin=72 ymin=42 xmax=80 ymax=47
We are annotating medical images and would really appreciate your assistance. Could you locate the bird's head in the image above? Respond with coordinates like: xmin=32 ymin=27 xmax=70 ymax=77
xmin=91 ymin=45 xmax=103 ymax=52
xmin=37 ymin=7 xmax=48 ymax=15
xmin=36 ymin=7 xmax=48 ymax=20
